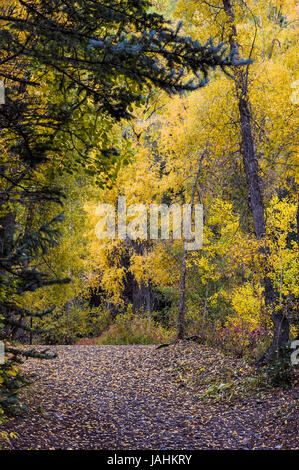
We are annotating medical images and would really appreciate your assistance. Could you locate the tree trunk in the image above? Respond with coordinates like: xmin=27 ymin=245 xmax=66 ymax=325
xmin=122 ymin=240 xmax=152 ymax=315
xmin=222 ymin=0 xmax=289 ymax=362
xmin=177 ymin=248 xmax=187 ymax=339
xmin=201 ymin=282 xmax=209 ymax=334
xmin=177 ymin=154 xmax=203 ymax=339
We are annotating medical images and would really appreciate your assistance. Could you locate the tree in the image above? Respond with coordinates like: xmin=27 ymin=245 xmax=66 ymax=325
xmin=221 ymin=0 xmax=289 ymax=363
xmin=171 ymin=0 xmax=298 ymax=361
xmin=0 ymin=0 xmax=247 ymax=411
xmin=89 ymin=0 xmax=298 ymax=357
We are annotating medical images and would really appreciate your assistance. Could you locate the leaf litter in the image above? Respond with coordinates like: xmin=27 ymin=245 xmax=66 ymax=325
xmin=2 ymin=343 xmax=298 ymax=449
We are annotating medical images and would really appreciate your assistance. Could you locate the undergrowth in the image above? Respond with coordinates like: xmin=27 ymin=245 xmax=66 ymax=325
xmin=97 ymin=310 xmax=175 ymax=345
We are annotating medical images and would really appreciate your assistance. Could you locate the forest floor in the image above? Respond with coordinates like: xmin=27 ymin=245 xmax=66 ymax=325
xmin=2 ymin=343 xmax=299 ymax=450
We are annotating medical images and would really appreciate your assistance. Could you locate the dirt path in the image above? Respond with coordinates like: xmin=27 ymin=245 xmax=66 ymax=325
xmin=2 ymin=345 xmax=298 ymax=450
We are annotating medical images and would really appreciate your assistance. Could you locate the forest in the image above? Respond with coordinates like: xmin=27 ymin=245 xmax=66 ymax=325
xmin=0 ymin=0 xmax=298 ymax=453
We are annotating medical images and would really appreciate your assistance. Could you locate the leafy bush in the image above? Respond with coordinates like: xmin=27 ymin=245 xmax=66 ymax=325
xmin=262 ymin=344 xmax=295 ymax=389
xmin=0 ymin=349 xmax=30 ymax=415
xmin=37 ymin=305 xmax=112 ymax=344
xmin=98 ymin=306 xmax=175 ymax=345
xmin=0 ymin=406 xmax=17 ymax=449
xmin=213 ymin=324 xmax=271 ymax=358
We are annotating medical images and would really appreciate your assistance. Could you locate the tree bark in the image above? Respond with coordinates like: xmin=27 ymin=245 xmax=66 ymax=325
xmin=222 ymin=0 xmax=289 ymax=363
xmin=177 ymin=248 xmax=188 ymax=339
xmin=177 ymin=155 xmax=203 ymax=339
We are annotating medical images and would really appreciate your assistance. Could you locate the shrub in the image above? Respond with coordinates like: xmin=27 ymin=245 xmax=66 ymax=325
xmin=37 ymin=305 xmax=112 ymax=344
xmin=213 ymin=324 xmax=271 ymax=358
xmin=98 ymin=307 xmax=175 ymax=345
xmin=0 ymin=352 xmax=33 ymax=416
xmin=0 ymin=406 xmax=17 ymax=449
xmin=262 ymin=344 xmax=295 ymax=389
